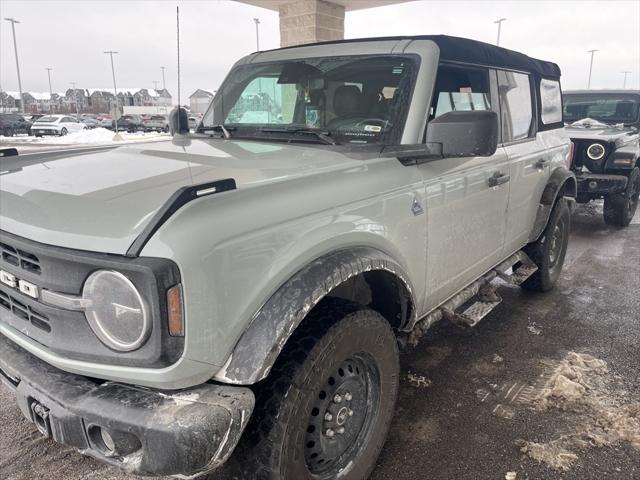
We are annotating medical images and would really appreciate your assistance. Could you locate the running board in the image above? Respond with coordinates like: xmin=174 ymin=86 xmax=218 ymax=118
xmin=495 ymin=252 xmax=538 ymax=285
xmin=407 ymin=251 xmax=537 ymax=345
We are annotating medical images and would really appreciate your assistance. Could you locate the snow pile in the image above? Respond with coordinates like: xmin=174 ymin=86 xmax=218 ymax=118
xmin=517 ymin=352 xmax=640 ymax=471
xmin=0 ymin=127 xmax=169 ymax=145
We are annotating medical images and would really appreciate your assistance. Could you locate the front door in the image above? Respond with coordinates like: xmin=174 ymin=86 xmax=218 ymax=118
xmin=420 ymin=63 xmax=509 ymax=310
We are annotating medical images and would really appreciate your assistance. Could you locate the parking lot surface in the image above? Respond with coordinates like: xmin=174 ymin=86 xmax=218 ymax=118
xmin=1 ymin=203 xmax=638 ymax=480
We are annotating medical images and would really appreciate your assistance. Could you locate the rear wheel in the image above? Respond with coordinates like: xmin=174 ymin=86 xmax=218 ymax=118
xmin=521 ymin=197 xmax=571 ymax=292
xmin=3 ymin=127 xmax=14 ymax=137
xmin=603 ymin=167 xmax=640 ymax=228
xmin=235 ymin=299 xmax=399 ymax=480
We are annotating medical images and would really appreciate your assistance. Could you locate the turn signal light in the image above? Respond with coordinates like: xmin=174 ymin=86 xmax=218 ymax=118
xmin=167 ymin=284 xmax=184 ymax=337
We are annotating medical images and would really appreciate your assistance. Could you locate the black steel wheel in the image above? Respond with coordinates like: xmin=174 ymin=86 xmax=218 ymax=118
xmin=234 ymin=298 xmax=399 ymax=480
xmin=604 ymin=167 xmax=640 ymax=228
xmin=521 ymin=197 xmax=571 ymax=292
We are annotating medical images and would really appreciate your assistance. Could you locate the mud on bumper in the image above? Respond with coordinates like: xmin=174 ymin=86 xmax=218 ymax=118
xmin=0 ymin=334 xmax=254 ymax=477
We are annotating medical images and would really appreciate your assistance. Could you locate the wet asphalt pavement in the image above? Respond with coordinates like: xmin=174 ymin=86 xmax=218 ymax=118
xmin=1 ymin=203 xmax=638 ymax=480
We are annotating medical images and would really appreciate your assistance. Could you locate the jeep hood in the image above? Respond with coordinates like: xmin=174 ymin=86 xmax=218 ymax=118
xmin=0 ymin=139 xmax=361 ymax=254
xmin=565 ymin=123 xmax=633 ymax=143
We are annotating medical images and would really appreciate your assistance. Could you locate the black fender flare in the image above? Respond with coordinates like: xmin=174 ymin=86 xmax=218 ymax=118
xmin=213 ymin=247 xmax=416 ymax=385
xmin=528 ymin=166 xmax=577 ymax=243
xmin=605 ymin=145 xmax=640 ymax=169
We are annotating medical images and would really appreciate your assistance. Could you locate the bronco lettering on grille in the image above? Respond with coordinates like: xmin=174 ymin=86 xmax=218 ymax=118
xmin=0 ymin=270 xmax=39 ymax=299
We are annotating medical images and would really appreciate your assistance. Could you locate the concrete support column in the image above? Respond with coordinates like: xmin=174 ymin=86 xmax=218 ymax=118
xmin=278 ymin=0 xmax=345 ymax=47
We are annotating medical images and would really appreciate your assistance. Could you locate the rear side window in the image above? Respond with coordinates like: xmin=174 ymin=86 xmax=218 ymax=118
xmin=497 ymin=70 xmax=533 ymax=142
xmin=539 ymin=79 xmax=562 ymax=124
xmin=430 ymin=64 xmax=491 ymax=119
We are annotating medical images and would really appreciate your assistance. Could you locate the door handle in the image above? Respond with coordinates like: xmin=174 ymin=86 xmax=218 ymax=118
xmin=536 ymin=158 xmax=551 ymax=169
xmin=488 ymin=172 xmax=510 ymax=187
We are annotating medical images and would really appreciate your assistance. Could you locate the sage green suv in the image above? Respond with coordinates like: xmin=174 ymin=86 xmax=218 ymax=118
xmin=0 ymin=35 xmax=575 ymax=479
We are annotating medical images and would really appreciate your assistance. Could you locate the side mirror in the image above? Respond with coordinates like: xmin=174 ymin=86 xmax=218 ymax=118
xmin=426 ymin=110 xmax=499 ymax=158
xmin=169 ymin=107 xmax=189 ymax=135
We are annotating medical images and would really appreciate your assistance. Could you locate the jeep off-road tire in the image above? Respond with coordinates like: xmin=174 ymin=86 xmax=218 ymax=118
xmin=521 ymin=197 xmax=571 ymax=292
xmin=235 ymin=299 xmax=399 ymax=480
xmin=603 ymin=167 xmax=640 ymax=228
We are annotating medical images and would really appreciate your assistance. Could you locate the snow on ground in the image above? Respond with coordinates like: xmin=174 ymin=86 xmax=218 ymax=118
xmin=0 ymin=128 xmax=170 ymax=145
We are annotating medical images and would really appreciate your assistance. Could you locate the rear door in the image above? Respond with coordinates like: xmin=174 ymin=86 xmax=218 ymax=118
xmin=497 ymin=70 xmax=551 ymax=254
xmin=419 ymin=63 xmax=510 ymax=310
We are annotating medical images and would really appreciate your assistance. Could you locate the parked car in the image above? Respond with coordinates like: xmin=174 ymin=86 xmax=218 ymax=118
xmin=113 ymin=114 xmax=144 ymax=133
xmin=0 ymin=35 xmax=575 ymax=479
xmin=0 ymin=113 xmax=32 ymax=136
xmin=96 ymin=115 xmax=113 ymax=128
xmin=81 ymin=118 xmax=99 ymax=129
xmin=30 ymin=114 xmax=87 ymax=137
xmin=188 ymin=115 xmax=199 ymax=131
xmin=142 ymin=114 xmax=169 ymax=132
xmin=564 ymin=90 xmax=640 ymax=227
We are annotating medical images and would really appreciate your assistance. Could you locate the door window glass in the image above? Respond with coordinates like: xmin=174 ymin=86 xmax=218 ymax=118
xmin=430 ymin=65 xmax=491 ymax=119
xmin=497 ymin=70 xmax=533 ymax=142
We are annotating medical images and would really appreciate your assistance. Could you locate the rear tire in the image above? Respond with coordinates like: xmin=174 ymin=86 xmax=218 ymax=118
xmin=521 ymin=197 xmax=571 ymax=292
xmin=603 ymin=167 xmax=640 ymax=228
xmin=3 ymin=127 xmax=14 ymax=137
xmin=235 ymin=299 xmax=399 ymax=480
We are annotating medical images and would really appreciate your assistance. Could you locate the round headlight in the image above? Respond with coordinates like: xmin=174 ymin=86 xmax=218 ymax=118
xmin=82 ymin=270 xmax=150 ymax=351
xmin=586 ymin=143 xmax=606 ymax=160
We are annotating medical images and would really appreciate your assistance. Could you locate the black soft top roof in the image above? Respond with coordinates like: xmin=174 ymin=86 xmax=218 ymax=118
xmin=278 ymin=34 xmax=561 ymax=79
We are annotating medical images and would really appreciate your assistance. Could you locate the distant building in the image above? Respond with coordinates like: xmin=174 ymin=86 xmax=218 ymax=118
xmin=0 ymin=87 xmax=172 ymax=114
xmin=189 ymin=89 xmax=215 ymax=114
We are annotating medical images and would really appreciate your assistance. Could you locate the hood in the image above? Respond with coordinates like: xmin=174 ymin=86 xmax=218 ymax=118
xmin=0 ymin=138 xmax=361 ymax=254
xmin=566 ymin=120 xmax=633 ymax=143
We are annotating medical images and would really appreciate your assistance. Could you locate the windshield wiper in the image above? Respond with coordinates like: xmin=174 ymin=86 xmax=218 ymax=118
xmin=259 ymin=127 xmax=336 ymax=145
xmin=198 ymin=124 xmax=235 ymax=138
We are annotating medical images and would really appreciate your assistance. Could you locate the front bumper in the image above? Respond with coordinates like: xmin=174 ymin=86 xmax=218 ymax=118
xmin=576 ymin=172 xmax=628 ymax=196
xmin=0 ymin=333 xmax=255 ymax=477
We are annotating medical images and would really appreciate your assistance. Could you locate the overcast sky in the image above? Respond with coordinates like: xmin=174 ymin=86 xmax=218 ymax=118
xmin=1 ymin=0 xmax=639 ymax=102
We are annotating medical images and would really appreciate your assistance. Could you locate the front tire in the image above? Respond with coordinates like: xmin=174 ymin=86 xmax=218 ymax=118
xmin=3 ymin=127 xmax=14 ymax=137
xmin=521 ymin=197 xmax=571 ymax=292
xmin=60 ymin=127 xmax=68 ymax=136
xmin=236 ymin=299 xmax=399 ymax=480
xmin=603 ymin=167 xmax=640 ymax=228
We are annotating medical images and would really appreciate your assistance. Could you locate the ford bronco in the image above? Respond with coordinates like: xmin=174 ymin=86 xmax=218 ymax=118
xmin=564 ymin=90 xmax=640 ymax=227
xmin=0 ymin=36 xmax=575 ymax=479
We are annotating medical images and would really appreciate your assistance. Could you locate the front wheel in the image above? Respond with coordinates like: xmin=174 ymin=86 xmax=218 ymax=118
xmin=3 ymin=127 xmax=14 ymax=137
xmin=521 ymin=197 xmax=571 ymax=292
xmin=603 ymin=167 xmax=640 ymax=228
xmin=236 ymin=299 xmax=399 ymax=480
xmin=60 ymin=127 xmax=68 ymax=136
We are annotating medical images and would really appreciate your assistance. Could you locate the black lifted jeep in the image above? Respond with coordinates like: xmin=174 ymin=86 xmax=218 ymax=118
xmin=564 ymin=90 xmax=640 ymax=226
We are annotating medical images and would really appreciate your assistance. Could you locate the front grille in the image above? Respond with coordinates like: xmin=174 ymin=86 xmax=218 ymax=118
xmin=0 ymin=289 xmax=51 ymax=333
xmin=0 ymin=241 xmax=42 ymax=274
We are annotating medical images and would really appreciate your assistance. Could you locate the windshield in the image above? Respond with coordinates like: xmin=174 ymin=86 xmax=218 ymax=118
xmin=564 ymin=93 xmax=640 ymax=124
xmin=202 ymin=55 xmax=418 ymax=145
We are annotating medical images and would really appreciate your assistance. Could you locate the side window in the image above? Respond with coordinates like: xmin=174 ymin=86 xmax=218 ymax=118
xmin=497 ymin=70 xmax=533 ymax=142
xmin=539 ymin=79 xmax=562 ymax=125
xmin=430 ymin=65 xmax=491 ymax=119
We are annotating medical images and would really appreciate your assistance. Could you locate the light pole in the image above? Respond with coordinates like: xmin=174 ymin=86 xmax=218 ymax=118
xmin=46 ymin=67 xmax=53 ymax=112
xmin=621 ymin=70 xmax=631 ymax=89
xmin=160 ymin=66 xmax=166 ymax=91
xmin=494 ymin=17 xmax=507 ymax=46
xmin=5 ymin=17 xmax=24 ymax=113
xmin=587 ymin=49 xmax=598 ymax=89
xmin=253 ymin=18 xmax=261 ymax=51
xmin=153 ymin=80 xmax=159 ymax=90
xmin=70 ymin=82 xmax=80 ymax=118
xmin=104 ymin=50 xmax=120 ymax=134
